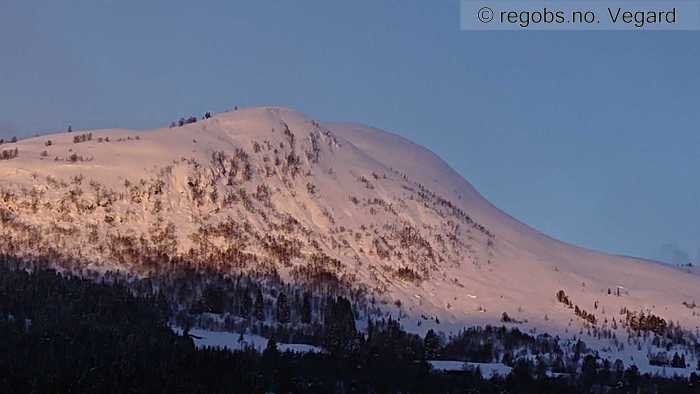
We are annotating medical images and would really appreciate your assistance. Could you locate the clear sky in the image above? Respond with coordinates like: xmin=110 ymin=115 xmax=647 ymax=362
xmin=1 ymin=1 xmax=698 ymax=264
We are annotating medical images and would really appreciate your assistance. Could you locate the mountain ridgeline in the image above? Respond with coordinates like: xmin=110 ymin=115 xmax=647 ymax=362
xmin=0 ymin=107 xmax=699 ymax=376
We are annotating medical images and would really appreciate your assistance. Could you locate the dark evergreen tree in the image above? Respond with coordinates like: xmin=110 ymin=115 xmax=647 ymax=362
xmin=507 ymin=359 xmax=534 ymax=387
xmin=535 ymin=358 xmax=547 ymax=381
xmin=613 ymin=358 xmax=625 ymax=381
xmin=240 ymin=289 xmax=252 ymax=319
xmin=254 ymin=288 xmax=265 ymax=321
xmin=263 ymin=336 xmax=279 ymax=360
xmin=275 ymin=292 xmax=290 ymax=324
xmin=323 ymin=297 xmax=357 ymax=356
xmin=672 ymin=352 xmax=686 ymax=368
xmin=423 ymin=329 xmax=442 ymax=359
xmin=581 ymin=354 xmax=598 ymax=390
xmin=261 ymin=336 xmax=280 ymax=390
xmin=202 ymin=285 xmax=225 ymax=313
xmin=624 ymin=365 xmax=640 ymax=391
xmin=301 ymin=291 xmax=312 ymax=324
xmin=502 ymin=351 xmax=514 ymax=366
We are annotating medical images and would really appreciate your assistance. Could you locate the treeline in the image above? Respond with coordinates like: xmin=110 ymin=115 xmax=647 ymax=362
xmin=649 ymin=351 xmax=689 ymax=368
xmin=0 ymin=265 xmax=697 ymax=393
xmin=621 ymin=308 xmax=668 ymax=336
xmin=439 ymin=326 xmax=564 ymax=365
xmin=1 ymin=264 xmax=700 ymax=393
xmin=0 ymin=265 xmax=224 ymax=393
xmin=3 ymin=254 xmax=376 ymax=346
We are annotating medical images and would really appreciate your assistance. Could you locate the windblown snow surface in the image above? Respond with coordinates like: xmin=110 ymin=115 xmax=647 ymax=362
xmin=1 ymin=107 xmax=698 ymax=374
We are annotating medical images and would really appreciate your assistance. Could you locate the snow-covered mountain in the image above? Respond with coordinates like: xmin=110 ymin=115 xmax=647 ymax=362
xmin=1 ymin=107 xmax=698 ymax=368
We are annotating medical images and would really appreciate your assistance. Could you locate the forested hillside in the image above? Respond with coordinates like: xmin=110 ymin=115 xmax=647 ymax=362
xmin=1 ymin=258 xmax=699 ymax=393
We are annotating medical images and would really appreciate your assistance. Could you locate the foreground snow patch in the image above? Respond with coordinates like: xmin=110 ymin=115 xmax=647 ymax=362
xmin=176 ymin=328 xmax=323 ymax=354
xmin=429 ymin=360 xmax=512 ymax=377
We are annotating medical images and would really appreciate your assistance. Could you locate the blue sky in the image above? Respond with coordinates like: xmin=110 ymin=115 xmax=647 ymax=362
xmin=1 ymin=1 xmax=698 ymax=264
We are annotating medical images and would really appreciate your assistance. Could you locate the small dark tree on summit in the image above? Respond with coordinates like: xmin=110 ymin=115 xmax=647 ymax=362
xmin=67 ymin=125 xmax=72 ymax=133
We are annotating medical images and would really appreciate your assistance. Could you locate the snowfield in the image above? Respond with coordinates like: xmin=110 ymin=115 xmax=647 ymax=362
xmin=1 ymin=106 xmax=698 ymax=370
xmin=173 ymin=327 xmax=322 ymax=354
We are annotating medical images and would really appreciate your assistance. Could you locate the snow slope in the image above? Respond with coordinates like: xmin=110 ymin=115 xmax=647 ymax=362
xmin=329 ymin=122 xmax=699 ymax=321
xmin=0 ymin=106 xmax=698 ymax=364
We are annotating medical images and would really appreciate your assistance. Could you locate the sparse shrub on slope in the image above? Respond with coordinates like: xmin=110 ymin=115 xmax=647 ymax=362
xmin=0 ymin=148 xmax=18 ymax=160
xmin=73 ymin=132 xmax=92 ymax=144
xmin=556 ymin=290 xmax=597 ymax=325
